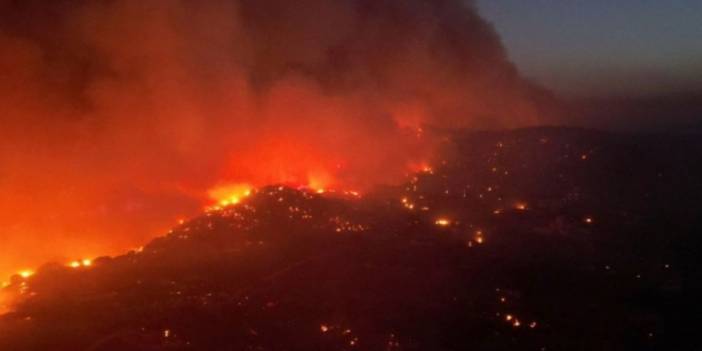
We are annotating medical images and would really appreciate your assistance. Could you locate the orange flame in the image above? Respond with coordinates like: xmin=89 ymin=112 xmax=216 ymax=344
xmin=208 ymin=183 xmax=254 ymax=207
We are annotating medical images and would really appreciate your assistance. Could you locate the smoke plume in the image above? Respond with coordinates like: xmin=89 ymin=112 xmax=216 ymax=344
xmin=0 ymin=0 xmax=554 ymax=276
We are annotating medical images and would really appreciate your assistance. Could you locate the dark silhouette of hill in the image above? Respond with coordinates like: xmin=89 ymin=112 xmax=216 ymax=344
xmin=1 ymin=127 xmax=700 ymax=350
xmin=568 ymin=92 xmax=702 ymax=131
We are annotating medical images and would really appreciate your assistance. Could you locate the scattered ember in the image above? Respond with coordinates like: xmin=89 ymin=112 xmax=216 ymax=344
xmin=435 ymin=218 xmax=451 ymax=227
xmin=68 ymin=259 xmax=93 ymax=269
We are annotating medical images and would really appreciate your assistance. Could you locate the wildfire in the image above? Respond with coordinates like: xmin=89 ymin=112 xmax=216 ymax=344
xmin=407 ymin=161 xmax=435 ymax=175
xmin=307 ymin=173 xmax=332 ymax=194
xmin=502 ymin=313 xmax=537 ymax=329
xmin=473 ymin=230 xmax=485 ymax=244
xmin=18 ymin=270 xmax=33 ymax=279
xmin=435 ymin=218 xmax=451 ymax=227
xmin=208 ymin=183 xmax=254 ymax=208
xmin=68 ymin=259 xmax=93 ymax=269
xmin=401 ymin=197 xmax=416 ymax=210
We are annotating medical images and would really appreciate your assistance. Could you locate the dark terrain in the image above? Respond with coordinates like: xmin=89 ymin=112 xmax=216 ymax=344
xmin=1 ymin=127 xmax=701 ymax=350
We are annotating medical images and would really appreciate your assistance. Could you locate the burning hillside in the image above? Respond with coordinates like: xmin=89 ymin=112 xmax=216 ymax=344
xmin=0 ymin=0 xmax=559 ymax=278
xmin=2 ymin=0 xmax=700 ymax=350
xmin=1 ymin=127 xmax=700 ymax=350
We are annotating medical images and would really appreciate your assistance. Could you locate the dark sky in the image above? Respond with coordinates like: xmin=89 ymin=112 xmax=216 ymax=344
xmin=476 ymin=0 xmax=702 ymax=98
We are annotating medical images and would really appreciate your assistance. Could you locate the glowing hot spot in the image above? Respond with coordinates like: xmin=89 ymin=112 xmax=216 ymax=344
xmin=18 ymin=270 xmax=33 ymax=279
xmin=208 ymin=183 xmax=254 ymax=208
xmin=435 ymin=218 xmax=451 ymax=227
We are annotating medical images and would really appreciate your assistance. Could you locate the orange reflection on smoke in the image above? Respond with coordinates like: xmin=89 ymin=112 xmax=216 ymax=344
xmin=220 ymin=136 xmax=342 ymax=190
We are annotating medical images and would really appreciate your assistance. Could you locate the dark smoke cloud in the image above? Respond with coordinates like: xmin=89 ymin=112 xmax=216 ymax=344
xmin=0 ymin=0 xmax=555 ymax=276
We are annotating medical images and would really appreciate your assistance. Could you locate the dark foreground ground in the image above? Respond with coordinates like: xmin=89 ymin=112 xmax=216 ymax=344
xmin=1 ymin=127 xmax=701 ymax=350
